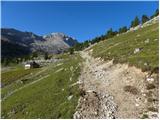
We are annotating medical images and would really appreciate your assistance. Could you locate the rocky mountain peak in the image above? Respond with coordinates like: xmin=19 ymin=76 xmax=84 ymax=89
xmin=1 ymin=28 xmax=78 ymax=57
xmin=43 ymin=32 xmax=69 ymax=41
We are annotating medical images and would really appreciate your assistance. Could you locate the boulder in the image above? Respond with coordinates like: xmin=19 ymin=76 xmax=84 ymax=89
xmin=134 ymin=48 xmax=141 ymax=54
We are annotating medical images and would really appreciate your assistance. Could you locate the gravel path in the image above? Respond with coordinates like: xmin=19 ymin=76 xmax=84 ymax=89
xmin=74 ymin=51 xmax=118 ymax=119
xmin=73 ymin=50 xmax=158 ymax=119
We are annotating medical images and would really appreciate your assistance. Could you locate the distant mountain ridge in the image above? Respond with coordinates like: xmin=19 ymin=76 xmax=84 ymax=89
xmin=32 ymin=32 xmax=77 ymax=54
xmin=1 ymin=28 xmax=44 ymax=45
xmin=1 ymin=28 xmax=78 ymax=58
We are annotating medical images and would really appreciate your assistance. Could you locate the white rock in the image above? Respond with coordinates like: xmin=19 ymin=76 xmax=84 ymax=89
xmin=70 ymin=66 xmax=73 ymax=71
xmin=144 ymin=62 xmax=148 ymax=66
xmin=154 ymin=38 xmax=158 ymax=41
xmin=142 ymin=93 xmax=146 ymax=97
xmin=94 ymin=112 xmax=98 ymax=115
xmin=135 ymin=98 xmax=139 ymax=102
xmin=136 ymin=34 xmax=140 ymax=37
xmin=134 ymin=48 xmax=140 ymax=54
xmin=141 ymin=89 xmax=144 ymax=93
xmin=135 ymin=103 xmax=139 ymax=107
xmin=147 ymin=111 xmax=159 ymax=119
xmin=146 ymin=77 xmax=154 ymax=83
xmin=86 ymin=90 xmax=94 ymax=93
xmin=89 ymin=49 xmax=93 ymax=52
xmin=67 ymin=95 xmax=73 ymax=101
xmin=128 ymin=76 xmax=132 ymax=79
xmin=144 ymin=99 xmax=148 ymax=103
xmin=107 ymin=111 xmax=112 ymax=117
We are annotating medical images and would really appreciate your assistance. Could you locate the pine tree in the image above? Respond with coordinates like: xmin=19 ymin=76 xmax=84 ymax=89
xmin=106 ymin=28 xmax=114 ymax=38
xmin=154 ymin=9 xmax=159 ymax=16
xmin=68 ymin=48 xmax=74 ymax=54
xmin=44 ymin=52 xmax=49 ymax=60
xmin=131 ymin=16 xmax=140 ymax=27
xmin=142 ymin=15 xmax=149 ymax=24
xmin=151 ymin=9 xmax=159 ymax=19
xmin=119 ymin=26 xmax=127 ymax=33
xmin=32 ymin=52 xmax=38 ymax=58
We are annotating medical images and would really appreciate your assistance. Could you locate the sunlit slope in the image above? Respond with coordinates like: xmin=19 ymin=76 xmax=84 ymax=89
xmin=92 ymin=21 xmax=159 ymax=71
xmin=2 ymin=54 xmax=82 ymax=119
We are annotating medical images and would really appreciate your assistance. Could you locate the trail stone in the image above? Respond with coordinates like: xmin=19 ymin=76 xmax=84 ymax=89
xmin=67 ymin=95 xmax=73 ymax=101
xmin=146 ymin=77 xmax=154 ymax=83
xmin=134 ymin=48 xmax=140 ymax=54
xmin=145 ymin=39 xmax=150 ymax=44
xmin=136 ymin=34 xmax=140 ymax=37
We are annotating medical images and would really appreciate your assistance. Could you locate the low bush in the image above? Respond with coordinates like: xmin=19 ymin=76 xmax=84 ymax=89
xmin=146 ymin=83 xmax=156 ymax=90
xmin=123 ymin=85 xmax=138 ymax=95
xmin=147 ymin=107 xmax=158 ymax=112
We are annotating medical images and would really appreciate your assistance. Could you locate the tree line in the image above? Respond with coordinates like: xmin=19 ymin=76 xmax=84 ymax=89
xmin=1 ymin=51 xmax=51 ymax=66
xmin=69 ymin=8 xmax=159 ymax=54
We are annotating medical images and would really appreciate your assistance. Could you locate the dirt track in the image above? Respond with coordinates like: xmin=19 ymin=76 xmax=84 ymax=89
xmin=73 ymin=50 xmax=158 ymax=119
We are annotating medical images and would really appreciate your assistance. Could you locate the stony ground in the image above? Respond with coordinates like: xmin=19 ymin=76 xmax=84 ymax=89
xmin=73 ymin=50 xmax=159 ymax=119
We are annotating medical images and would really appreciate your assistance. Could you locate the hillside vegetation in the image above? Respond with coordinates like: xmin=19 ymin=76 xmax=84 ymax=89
xmin=2 ymin=53 xmax=82 ymax=118
xmin=91 ymin=19 xmax=158 ymax=72
xmin=73 ymin=17 xmax=159 ymax=119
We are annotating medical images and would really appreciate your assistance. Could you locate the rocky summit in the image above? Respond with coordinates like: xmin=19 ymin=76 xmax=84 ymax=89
xmin=33 ymin=32 xmax=77 ymax=54
xmin=1 ymin=28 xmax=78 ymax=58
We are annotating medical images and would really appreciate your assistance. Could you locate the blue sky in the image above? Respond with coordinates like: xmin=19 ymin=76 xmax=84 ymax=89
xmin=1 ymin=1 xmax=158 ymax=42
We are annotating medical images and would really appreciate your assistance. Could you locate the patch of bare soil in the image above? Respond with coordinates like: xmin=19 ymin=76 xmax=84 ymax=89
xmin=73 ymin=50 xmax=158 ymax=119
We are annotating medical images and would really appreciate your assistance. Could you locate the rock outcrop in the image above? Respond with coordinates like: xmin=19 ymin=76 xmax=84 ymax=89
xmin=1 ymin=28 xmax=78 ymax=58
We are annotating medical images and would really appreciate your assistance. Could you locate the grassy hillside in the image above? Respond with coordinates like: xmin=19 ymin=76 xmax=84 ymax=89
xmin=91 ymin=21 xmax=159 ymax=72
xmin=2 ymin=67 xmax=41 ymax=86
xmin=1 ymin=53 xmax=82 ymax=118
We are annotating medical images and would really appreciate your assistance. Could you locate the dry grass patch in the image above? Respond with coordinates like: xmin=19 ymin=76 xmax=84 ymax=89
xmin=123 ymin=85 xmax=138 ymax=95
xmin=141 ymin=114 xmax=149 ymax=119
xmin=146 ymin=83 xmax=156 ymax=90
xmin=147 ymin=98 xmax=158 ymax=102
xmin=147 ymin=107 xmax=158 ymax=112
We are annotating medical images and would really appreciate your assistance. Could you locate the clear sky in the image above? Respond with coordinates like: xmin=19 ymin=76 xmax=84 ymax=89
xmin=1 ymin=1 xmax=158 ymax=42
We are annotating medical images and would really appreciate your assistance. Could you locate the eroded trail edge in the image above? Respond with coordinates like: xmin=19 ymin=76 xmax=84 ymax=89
xmin=74 ymin=50 xmax=158 ymax=119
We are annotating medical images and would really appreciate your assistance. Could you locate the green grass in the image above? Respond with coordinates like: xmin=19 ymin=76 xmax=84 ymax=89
xmin=2 ymin=65 xmax=50 ymax=99
xmin=141 ymin=114 xmax=149 ymax=119
xmin=1 ymin=53 xmax=82 ymax=119
xmin=92 ymin=22 xmax=159 ymax=71
xmin=54 ymin=53 xmax=71 ymax=59
xmin=1 ymin=68 xmax=41 ymax=86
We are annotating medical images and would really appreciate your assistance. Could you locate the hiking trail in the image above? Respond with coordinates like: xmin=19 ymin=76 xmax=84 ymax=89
xmin=73 ymin=49 xmax=158 ymax=119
